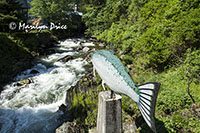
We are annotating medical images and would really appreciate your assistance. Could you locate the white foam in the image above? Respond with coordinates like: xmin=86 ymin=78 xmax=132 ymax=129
xmin=81 ymin=42 xmax=95 ymax=47
xmin=42 ymin=51 xmax=75 ymax=63
xmin=0 ymin=107 xmax=63 ymax=133
xmin=0 ymin=38 xmax=92 ymax=132
xmin=60 ymin=39 xmax=80 ymax=48
xmin=14 ymin=64 xmax=47 ymax=81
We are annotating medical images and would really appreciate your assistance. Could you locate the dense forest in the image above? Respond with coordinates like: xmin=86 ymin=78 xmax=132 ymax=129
xmin=0 ymin=0 xmax=200 ymax=132
xmin=79 ymin=0 xmax=200 ymax=132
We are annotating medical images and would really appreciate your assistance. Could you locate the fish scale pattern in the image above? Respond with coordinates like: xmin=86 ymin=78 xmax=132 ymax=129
xmin=94 ymin=50 xmax=139 ymax=94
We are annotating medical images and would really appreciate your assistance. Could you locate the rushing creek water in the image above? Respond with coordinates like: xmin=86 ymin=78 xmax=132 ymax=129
xmin=0 ymin=38 xmax=95 ymax=133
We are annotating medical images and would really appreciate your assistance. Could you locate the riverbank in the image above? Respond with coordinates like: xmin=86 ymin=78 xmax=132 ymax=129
xmin=0 ymin=38 xmax=102 ymax=132
xmin=0 ymin=11 xmax=84 ymax=92
xmin=0 ymin=31 xmax=58 ymax=92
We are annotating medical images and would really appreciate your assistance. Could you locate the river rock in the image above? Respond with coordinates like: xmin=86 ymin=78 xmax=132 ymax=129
xmin=82 ymin=47 xmax=90 ymax=53
xmin=58 ymin=55 xmax=74 ymax=62
xmin=123 ymin=119 xmax=138 ymax=133
xmin=58 ymin=104 xmax=69 ymax=113
xmin=56 ymin=121 xmax=85 ymax=133
xmin=76 ymin=46 xmax=84 ymax=51
xmin=89 ymin=38 xmax=97 ymax=42
xmin=50 ymin=69 xmax=58 ymax=74
xmin=16 ymin=78 xmax=32 ymax=86
xmin=63 ymin=56 xmax=74 ymax=62
xmin=87 ymin=118 xmax=138 ymax=133
xmin=21 ymin=78 xmax=32 ymax=84
xmin=80 ymin=40 xmax=87 ymax=43
xmin=30 ymin=69 xmax=40 ymax=74
xmin=98 ymin=43 xmax=105 ymax=47
xmin=89 ymin=129 xmax=96 ymax=133
xmin=119 ymin=50 xmax=123 ymax=55
xmin=127 ymin=65 xmax=132 ymax=69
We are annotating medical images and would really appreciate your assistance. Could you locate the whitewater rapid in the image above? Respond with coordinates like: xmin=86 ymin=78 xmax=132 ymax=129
xmin=0 ymin=38 xmax=95 ymax=133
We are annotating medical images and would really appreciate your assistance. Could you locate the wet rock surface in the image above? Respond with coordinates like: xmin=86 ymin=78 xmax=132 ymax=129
xmin=30 ymin=69 xmax=40 ymax=74
xmin=15 ymin=78 xmax=32 ymax=86
xmin=56 ymin=121 xmax=86 ymax=133
xmin=58 ymin=104 xmax=70 ymax=113
xmin=76 ymin=46 xmax=84 ymax=51
xmin=123 ymin=119 xmax=138 ymax=133
xmin=58 ymin=55 xmax=74 ymax=62
xmin=82 ymin=47 xmax=90 ymax=53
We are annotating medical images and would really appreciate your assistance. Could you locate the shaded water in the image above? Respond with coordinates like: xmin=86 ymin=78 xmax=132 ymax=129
xmin=0 ymin=38 xmax=95 ymax=133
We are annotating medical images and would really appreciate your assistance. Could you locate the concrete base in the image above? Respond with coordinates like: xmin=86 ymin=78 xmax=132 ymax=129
xmin=97 ymin=91 xmax=122 ymax=133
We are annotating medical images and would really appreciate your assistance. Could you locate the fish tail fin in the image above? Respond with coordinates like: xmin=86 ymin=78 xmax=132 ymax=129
xmin=137 ymin=82 xmax=160 ymax=133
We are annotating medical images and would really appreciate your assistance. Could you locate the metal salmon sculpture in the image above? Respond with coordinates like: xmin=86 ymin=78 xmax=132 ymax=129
xmin=92 ymin=50 xmax=160 ymax=132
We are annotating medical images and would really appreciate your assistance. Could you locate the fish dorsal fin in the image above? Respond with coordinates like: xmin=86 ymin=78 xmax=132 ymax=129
xmin=110 ymin=42 xmax=115 ymax=53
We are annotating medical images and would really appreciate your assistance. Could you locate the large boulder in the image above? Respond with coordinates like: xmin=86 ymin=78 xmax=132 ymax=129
xmin=76 ymin=46 xmax=84 ymax=51
xmin=82 ymin=47 xmax=90 ymax=53
xmin=56 ymin=121 xmax=85 ymax=133
xmin=58 ymin=55 xmax=74 ymax=62
xmin=16 ymin=78 xmax=32 ymax=86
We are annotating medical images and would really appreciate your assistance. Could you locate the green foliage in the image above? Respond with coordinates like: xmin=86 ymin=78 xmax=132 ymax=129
xmin=184 ymin=48 xmax=200 ymax=84
xmin=29 ymin=0 xmax=84 ymax=38
xmin=0 ymin=0 xmax=27 ymax=32
xmin=9 ymin=31 xmax=56 ymax=54
xmin=83 ymin=0 xmax=200 ymax=70
xmin=121 ymin=95 xmax=140 ymax=120
xmin=29 ymin=0 xmax=76 ymax=23
xmin=70 ymin=81 xmax=100 ymax=128
xmin=82 ymin=0 xmax=130 ymax=37
xmin=69 ymin=71 xmax=104 ymax=128
xmin=129 ymin=65 xmax=200 ymax=132
xmin=82 ymin=5 xmax=105 ymax=36
xmin=157 ymin=88 xmax=192 ymax=113
xmin=160 ymin=109 xmax=200 ymax=133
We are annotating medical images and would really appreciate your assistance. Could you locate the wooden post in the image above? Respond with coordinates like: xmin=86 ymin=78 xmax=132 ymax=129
xmin=97 ymin=91 xmax=122 ymax=133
